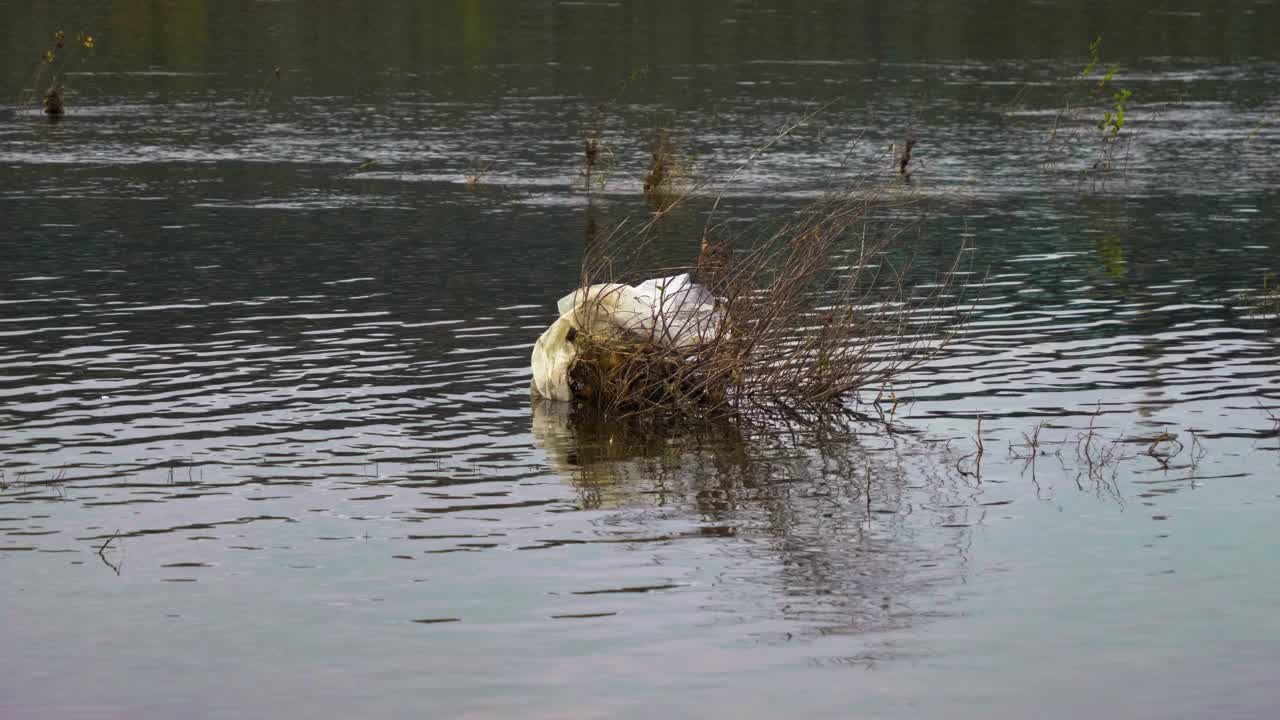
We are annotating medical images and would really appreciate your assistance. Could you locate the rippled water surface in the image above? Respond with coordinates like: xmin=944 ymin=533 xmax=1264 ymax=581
xmin=3 ymin=2 xmax=1280 ymax=719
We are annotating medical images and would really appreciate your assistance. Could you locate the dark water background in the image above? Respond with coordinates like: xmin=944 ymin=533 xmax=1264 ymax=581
xmin=3 ymin=2 xmax=1279 ymax=718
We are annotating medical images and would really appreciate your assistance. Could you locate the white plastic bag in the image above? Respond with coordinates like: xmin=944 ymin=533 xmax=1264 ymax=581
xmin=531 ymin=274 xmax=719 ymax=401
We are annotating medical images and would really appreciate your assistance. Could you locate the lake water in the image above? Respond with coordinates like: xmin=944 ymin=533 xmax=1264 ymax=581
xmin=3 ymin=2 xmax=1279 ymax=718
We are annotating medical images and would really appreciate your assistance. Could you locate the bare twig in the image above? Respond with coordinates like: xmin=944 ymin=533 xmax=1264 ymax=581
xmin=97 ymin=529 xmax=121 ymax=575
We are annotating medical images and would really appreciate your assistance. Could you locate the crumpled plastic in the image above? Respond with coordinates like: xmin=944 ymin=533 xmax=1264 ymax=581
xmin=531 ymin=273 xmax=719 ymax=401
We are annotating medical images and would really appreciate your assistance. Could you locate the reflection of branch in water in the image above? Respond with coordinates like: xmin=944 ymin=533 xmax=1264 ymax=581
xmin=1258 ymin=399 xmax=1280 ymax=454
xmin=96 ymin=529 xmax=121 ymax=576
xmin=955 ymin=413 xmax=984 ymax=481
xmin=530 ymin=400 xmax=975 ymax=638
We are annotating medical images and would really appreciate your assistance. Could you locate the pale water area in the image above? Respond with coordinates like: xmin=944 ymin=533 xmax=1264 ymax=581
xmin=2 ymin=2 xmax=1279 ymax=718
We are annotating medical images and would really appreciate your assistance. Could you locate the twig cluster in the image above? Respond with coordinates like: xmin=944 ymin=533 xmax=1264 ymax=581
xmin=1005 ymin=406 xmax=1219 ymax=499
xmin=465 ymin=158 xmax=496 ymax=187
xmin=642 ymin=125 xmax=690 ymax=210
xmin=1041 ymin=36 xmax=1136 ymax=184
xmin=19 ymin=29 xmax=95 ymax=116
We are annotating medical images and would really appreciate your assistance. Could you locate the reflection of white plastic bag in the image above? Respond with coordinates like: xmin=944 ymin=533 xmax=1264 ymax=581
xmin=532 ymin=274 xmax=720 ymax=401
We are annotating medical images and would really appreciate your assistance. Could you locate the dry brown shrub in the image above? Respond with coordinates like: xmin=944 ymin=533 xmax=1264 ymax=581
xmin=560 ymin=113 xmax=975 ymax=424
